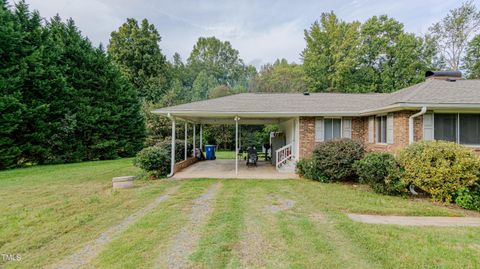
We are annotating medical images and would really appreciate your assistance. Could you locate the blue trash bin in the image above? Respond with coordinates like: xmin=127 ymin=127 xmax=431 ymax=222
xmin=205 ymin=145 xmax=216 ymax=160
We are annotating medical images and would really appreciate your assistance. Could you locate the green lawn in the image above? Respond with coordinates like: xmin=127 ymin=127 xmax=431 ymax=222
xmin=1 ymin=159 xmax=480 ymax=268
xmin=215 ymin=150 xmax=236 ymax=159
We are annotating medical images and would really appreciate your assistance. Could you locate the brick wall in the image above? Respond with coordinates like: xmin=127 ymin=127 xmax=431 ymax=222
xmin=173 ymin=157 xmax=198 ymax=173
xmin=298 ymin=111 xmax=480 ymax=159
xmin=299 ymin=117 xmax=316 ymax=159
xmin=298 ymin=111 xmax=424 ymax=158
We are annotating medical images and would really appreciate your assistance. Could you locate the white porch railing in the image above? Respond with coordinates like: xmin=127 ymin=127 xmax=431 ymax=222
xmin=275 ymin=143 xmax=293 ymax=170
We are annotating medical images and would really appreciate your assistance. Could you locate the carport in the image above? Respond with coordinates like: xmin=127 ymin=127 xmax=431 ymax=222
xmin=152 ymin=94 xmax=300 ymax=178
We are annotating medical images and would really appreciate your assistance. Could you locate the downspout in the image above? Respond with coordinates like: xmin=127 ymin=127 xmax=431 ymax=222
xmin=408 ymin=106 xmax=427 ymax=145
xmin=167 ymin=113 xmax=176 ymax=178
xmin=408 ymin=106 xmax=427 ymax=195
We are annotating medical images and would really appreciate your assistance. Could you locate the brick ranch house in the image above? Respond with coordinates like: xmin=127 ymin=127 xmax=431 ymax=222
xmin=154 ymin=71 xmax=480 ymax=176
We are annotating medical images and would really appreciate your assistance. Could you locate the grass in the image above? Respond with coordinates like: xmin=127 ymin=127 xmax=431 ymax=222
xmin=215 ymin=150 xmax=236 ymax=159
xmin=1 ymin=159 xmax=480 ymax=268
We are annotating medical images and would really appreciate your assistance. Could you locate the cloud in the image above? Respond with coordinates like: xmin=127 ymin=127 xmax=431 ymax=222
xmin=26 ymin=0 xmax=467 ymax=68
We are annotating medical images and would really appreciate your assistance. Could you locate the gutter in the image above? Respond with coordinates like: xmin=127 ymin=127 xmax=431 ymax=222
xmin=408 ymin=106 xmax=427 ymax=144
xmin=167 ymin=113 xmax=176 ymax=178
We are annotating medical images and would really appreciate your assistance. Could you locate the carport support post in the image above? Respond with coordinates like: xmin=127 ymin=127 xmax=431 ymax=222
xmin=235 ymin=116 xmax=240 ymax=176
xmin=184 ymin=122 xmax=188 ymax=160
xmin=167 ymin=115 xmax=176 ymax=177
xmin=193 ymin=124 xmax=196 ymax=157
xmin=200 ymin=124 xmax=203 ymax=150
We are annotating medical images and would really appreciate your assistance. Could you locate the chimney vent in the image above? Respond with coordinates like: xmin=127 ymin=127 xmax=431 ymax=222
xmin=425 ymin=70 xmax=462 ymax=80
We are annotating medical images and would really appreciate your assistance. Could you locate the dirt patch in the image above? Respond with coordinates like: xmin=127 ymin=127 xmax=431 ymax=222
xmin=263 ymin=195 xmax=296 ymax=213
xmin=309 ymin=213 xmax=330 ymax=224
xmin=161 ymin=182 xmax=221 ymax=269
xmin=52 ymin=186 xmax=179 ymax=269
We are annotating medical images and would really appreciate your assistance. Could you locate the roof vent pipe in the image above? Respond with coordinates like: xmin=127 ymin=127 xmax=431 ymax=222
xmin=408 ymin=106 xmax=427 ymax=145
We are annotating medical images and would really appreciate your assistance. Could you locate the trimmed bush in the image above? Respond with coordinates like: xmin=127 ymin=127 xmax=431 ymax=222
xmin=353 ymin=152 xmax=405 ymax=195
xmin=133 ymin=146 xmax=170 ymax=178
xmin=310 ymin=139 xmax=365 ymax=182
xmin=156 ymin=139 xmax=193 ymax=163
xmin=398 ymin=140 xmax=480 ymax=203
xmin=296 ymin=158 xmax=328 ymax=182
xmin=455 ymin=185 xmax=480 ymax=211
xmin=134 ymin=139 xmax=194 ymax=179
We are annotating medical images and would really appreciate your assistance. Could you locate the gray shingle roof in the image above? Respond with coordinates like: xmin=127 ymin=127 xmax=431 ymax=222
xmin=153 ymin=79 xmax=480 ymax=116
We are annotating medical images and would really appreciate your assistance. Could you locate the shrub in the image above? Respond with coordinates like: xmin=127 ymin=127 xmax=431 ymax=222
xmin=134 ymin=139 xmax=194 ymax=179
xmin=353 ymin=152 xmax=405 ymax=195
xmin=296 ymin=158 xmax=329 ymax=182
xmin=398 ymin=140 xmax=480 ymax=203
xmin=156 ymin=139 xmax=193 ymax=163
xmin=310 ymin=139 xmax=365 ymax=182
xmin=133 ymin=146 xmax=170 ymax=178
xmin=455 ymin=185 xmax=480 ymax=211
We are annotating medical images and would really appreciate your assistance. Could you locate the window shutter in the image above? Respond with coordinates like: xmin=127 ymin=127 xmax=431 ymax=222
xmin=387 ymin=113 xmax=394 ymax=144
xmin=342 ymin=118 xmax=352 ymax=138
xmin=423 ymin=113 xmax=434 ymax=141
xmin=368 ymin=116 xmax=374 ymax=143
xmin=315 ymin=118 xmax=324 ymax=142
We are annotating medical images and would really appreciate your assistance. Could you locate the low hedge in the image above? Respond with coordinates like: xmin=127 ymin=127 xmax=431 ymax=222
xmin=398 ymin=140 xmax=480 ymax=203
xmin=353 ymin=152 xmax=405 ymax=195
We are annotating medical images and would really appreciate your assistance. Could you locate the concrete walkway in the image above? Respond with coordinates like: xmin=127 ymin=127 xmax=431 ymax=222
xmin=348 ymin=214 xmax=480 ymax=227
xmin=173 ymin=159 xmax=298 ymax=179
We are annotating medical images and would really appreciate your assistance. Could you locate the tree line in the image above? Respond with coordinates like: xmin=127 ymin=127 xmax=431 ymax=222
xmin=1 ymin=0 xmax=479 ymax=168
xmin=0 ymin=1 xmax=144 ymax=169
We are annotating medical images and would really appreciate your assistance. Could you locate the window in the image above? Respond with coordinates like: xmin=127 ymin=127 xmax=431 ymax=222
xmin=434 ymin=113 xmax=480 ymax=145
xmin=434 ymin=114 xmax=457 ymax=142
xmin=460 ymin=114 xmax=480 ymax=145
xmin=324 ymin=118 xmax=341 ymax=140
xmin=375 ymin=116 xmax=387 ymax=143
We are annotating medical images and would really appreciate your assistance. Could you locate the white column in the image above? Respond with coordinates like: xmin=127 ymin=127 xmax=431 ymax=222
xmin=193 ymin=124 xmax=196 ymax=157
xmin=200 ymin=124 xmax=203 ymax=150
xmin=235 ymin=116 xmax=240 ymax=176
xmin=168 ymin=117 xmax=176 ymax=177
xmin=184 ymin=122 xmax=188 ymax=160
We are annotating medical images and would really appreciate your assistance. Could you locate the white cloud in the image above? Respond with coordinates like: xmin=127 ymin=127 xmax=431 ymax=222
xmin=25 ymin=0 xmax=467 ymax=68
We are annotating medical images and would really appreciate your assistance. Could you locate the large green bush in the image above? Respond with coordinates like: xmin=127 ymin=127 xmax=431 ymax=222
xmin=133 ymin=146 xmax=170 ymax=178
xmin=353 ymin=152 xmax=405 ymax=195
xmin=310 ymin=139 xmax=365 ymax=182
xmin=398 ymin=141 xmax=480 ymax=203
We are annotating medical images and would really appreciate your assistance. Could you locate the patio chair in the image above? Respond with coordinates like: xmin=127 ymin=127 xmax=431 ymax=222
xmin=246 ymin=146 xmax=258 ymax=166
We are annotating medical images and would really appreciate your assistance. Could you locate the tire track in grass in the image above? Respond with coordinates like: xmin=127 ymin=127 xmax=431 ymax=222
xmin=189 ymin=180 xmax=248 ymax=268
xmin=156 ymin=182 xmax=222 ymax=269
xmin=286 ymin=182 xmax=376 ymax=269
xmin=87 ymin=180 xmax=214 ymax=268
xmin=52 ymin=185 xmax=180 ymax=269
xmin=235 ymin=183 xmax=291 ymax=269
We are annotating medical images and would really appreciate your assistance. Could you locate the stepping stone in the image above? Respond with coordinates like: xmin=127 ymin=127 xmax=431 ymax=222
xmin=112 ymin=176 xmax=135 ymax=189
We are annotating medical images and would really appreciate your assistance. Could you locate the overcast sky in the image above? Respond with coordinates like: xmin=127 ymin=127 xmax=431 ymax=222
xmin=26 ymin=0 xmax=467 ymax=68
